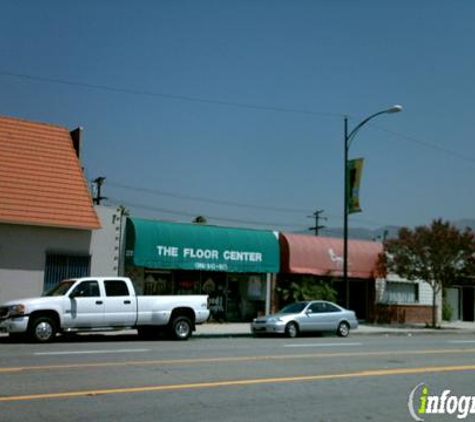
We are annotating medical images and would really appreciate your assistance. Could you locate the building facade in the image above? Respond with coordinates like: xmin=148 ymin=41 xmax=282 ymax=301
xmin=0 ymin=114 xmax=451 ymax=324
xmin=278 ymin=232 xmax=383 ymax=320
xmin=444 ymin=284 xmax=475 ymax=322
xmin=124 ymin=217 xmax=280 ymax=321
xmin=374 ymin=274 xmax=438 ymax=324
xmin=0 ymin=115 xmax=113 ymax=303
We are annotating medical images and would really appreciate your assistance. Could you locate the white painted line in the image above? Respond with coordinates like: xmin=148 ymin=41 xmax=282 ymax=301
xmin=283 ymin=342 xmax=362 ymax=348
xmin=34 ymin=348 xmax=150 ymax=356
xmin=448 ymin=340 xmax=475 ymax=344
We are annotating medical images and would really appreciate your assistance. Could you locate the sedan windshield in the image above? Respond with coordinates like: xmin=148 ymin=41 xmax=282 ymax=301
xmin=43 ymin=280 xmax=75 ymax=297
xmin=277 ymin=303 xmax=308 ymax=314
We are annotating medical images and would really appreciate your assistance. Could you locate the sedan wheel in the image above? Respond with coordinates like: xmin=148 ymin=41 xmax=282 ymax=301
xmin=285 ymin=322 xmax=299 ymax=338
xmin=337 ymin=321 xmax=350 ymax=338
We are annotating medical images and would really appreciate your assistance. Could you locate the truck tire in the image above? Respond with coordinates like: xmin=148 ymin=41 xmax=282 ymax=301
xmin=28 ymin=316 xmax=57 ymax=343
xmin=170 ymin=316 xmax=192 ymax=341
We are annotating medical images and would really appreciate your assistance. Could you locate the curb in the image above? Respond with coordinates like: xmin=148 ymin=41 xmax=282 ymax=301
xmin=193 ymin=331 xmax=475 ymax=339
xmin=2 ymin=326 xmax=474 ymax=340
xmin=194 ymin=325 xmax=475 ymax=338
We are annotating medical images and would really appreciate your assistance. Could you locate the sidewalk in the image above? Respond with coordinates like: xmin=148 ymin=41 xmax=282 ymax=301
xmin=194 ymin=321 xmax=475 ymax=337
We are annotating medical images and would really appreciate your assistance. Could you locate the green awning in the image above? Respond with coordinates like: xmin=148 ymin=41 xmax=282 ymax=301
xmin=125 ymin=218 xmax=279 ymax=273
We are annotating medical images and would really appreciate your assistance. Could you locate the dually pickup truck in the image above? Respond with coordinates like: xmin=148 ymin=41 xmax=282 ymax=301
xmin=0 ymin=277 xmax=210 ymax=342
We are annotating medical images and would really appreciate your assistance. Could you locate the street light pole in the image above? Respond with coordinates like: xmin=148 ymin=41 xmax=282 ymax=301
xmin=343 ymin=116 xmax=350 ymax=308
xmin=343 ymin=105 xmax=402 ymax=309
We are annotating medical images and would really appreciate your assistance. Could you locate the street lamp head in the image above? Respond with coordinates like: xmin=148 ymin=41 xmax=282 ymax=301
xmin=387 ymin=105 xmax=403 ymax=113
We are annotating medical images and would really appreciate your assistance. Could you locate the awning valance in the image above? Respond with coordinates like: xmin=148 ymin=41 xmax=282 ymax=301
xmin=280 ymin=233 xmax=383 ymax=279
xmin=126 ymin=218 xmax=280 ymax=273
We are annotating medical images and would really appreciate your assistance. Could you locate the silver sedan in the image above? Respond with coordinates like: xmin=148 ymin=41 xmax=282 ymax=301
xmin=251 ymin=300 xmax=358 ymax=338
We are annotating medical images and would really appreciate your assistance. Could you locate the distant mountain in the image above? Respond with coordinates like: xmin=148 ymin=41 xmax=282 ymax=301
xmin=319 ymin=226 xmax=398 ymax=241
xmin=319 ymin=220 xmax=475 ymax=242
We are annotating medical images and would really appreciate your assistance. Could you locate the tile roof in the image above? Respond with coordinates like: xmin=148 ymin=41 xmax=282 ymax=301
xmin=0 ymin=115 xmax=100 ymax=230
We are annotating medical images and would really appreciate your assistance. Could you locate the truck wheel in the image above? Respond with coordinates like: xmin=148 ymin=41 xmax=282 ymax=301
xmin=29 ymin=316 xmax=57 ymax=343
xmin=170 ymin=316 xmax=192 ymax=341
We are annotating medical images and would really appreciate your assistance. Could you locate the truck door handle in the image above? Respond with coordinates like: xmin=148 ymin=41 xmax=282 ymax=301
xmin=95 ymin=301 xmax=103 ymax=305
xmin=124 ymin=300 xmax=131 ymax=304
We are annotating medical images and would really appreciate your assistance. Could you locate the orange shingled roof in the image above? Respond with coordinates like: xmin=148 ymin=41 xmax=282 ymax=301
xmin=0 ymin=115 xmax=100 ymax=230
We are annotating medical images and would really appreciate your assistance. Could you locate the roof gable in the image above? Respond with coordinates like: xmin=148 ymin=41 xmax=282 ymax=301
xmin=0 ymin=115 xmax=100 ymax=230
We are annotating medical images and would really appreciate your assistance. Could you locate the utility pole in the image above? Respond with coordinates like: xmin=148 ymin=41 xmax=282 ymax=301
xmin=308 ymin=209 xmax=326 ymax=236
xmin=92 ymin=176 xmax=107 ymax=205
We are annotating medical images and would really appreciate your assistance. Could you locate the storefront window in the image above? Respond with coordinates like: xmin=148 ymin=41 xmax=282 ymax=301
xmin=126 ymin=264 xmax=268 ymax=322
xmin=200 ymin=272 xmax=227 ymax=322
xmin=227 ymin=273 xmax=266 ymax=321
xmin=143 ymin=271 xmax=173 ymax=295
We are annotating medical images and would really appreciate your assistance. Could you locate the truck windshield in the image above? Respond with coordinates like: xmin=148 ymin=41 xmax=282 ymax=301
xmin=43 ymin=280 xmax=75 ymax=297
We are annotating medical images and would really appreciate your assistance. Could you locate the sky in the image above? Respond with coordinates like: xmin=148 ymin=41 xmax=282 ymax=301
xmin=1 ymin=1 xmax=474 ymax=235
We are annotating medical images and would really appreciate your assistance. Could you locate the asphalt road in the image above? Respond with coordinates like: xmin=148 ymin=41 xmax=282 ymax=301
xmin=1 ymin=333 xmax=475 ymax=421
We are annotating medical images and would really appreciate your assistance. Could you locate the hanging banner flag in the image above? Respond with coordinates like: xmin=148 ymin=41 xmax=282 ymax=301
xmin=347 ymin=158 xmax=364 ymax=214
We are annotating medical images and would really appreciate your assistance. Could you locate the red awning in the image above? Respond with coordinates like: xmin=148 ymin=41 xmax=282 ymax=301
xmin=280 ymin=233 xmax=383 ymax=279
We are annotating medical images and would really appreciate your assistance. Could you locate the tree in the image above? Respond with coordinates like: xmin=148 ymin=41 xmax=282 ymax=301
xmin=193 ymin=215 xmax=207 ymax=224
xmin=277 ymin=277 xmax=337 ymax=304
xmin=379 ymin=219 xmax=475 ymax=327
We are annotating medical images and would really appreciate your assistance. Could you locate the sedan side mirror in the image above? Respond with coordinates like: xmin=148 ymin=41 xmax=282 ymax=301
xmin=305 ymin=309 xmax=313 ymax=315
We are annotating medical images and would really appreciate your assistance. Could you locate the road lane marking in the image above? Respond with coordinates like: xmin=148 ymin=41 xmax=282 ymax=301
xmin=2 ymin=364 xmax=475 ymax=402
xmin=34 ymin=349 xmax=150 ymax=356
xmin=1 ymin=346 xmax=475 ymax=374
xmin=448 ymin=340 xmax=475 ymax=344
xmin=2 ymin=347 xmax=475 ymax=373
xmin=284 ymin=342 xmax=362 ymax=348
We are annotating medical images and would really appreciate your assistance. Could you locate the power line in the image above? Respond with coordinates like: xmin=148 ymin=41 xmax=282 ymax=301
xmin=105 ymin=180 xmax=397 ymax=228
xmin=2 ymin=69 xmax=473 ymax=165
xmin=107 ymin=196 xmax=306 ymax=230
xmin=0 ymin=70 xmax=341 ymax=118
xmin=107 ymin=181 xmax=309 ymax=214
xmin=5 ymin=70 xmax=469 ymax=228
xmin=371 ymin=124 xmax=475 ymax=165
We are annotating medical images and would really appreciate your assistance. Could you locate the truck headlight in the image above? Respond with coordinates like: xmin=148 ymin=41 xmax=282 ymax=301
xmin=9 ymin=304 xmax=25 ymax=317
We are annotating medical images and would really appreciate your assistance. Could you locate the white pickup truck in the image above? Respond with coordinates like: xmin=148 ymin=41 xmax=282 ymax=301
xmin=0 ymin=277 xmax=209 ymax=342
